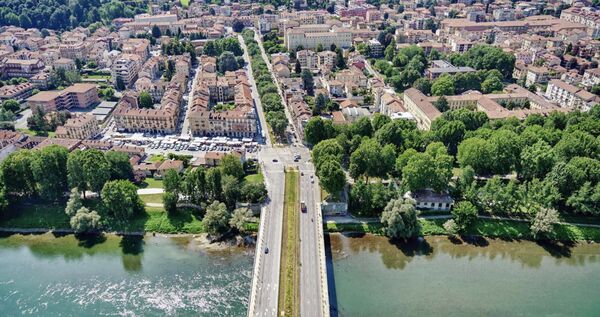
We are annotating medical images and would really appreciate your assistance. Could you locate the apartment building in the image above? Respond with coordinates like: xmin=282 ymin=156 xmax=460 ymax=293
xmin=121 ymin=38 xmax=150 ymax=61
xmin=1 ymin=58 xmax=45 ymax=78
xmin=113 ymin=72 xmax=186 ymax=134
xmin=26 ymin=83 xmax=99 ymax=112
xmin=0 ymin=82 xmax=34 ymax=102
xmin=55 ymin=113 xmax=99 ymax=140
xmin=425 ymin=60 xmax=476 ymax=79
xmin=111 ymin=54 xmax=143 ymax=88
xmin=59 ymin=42 xmax=86 ymax=60
xmin=188 ymin=67 xmax=257 ymax=137
xmin=296 ymin=50 xmax=318 ymax=70
xmin=546 ymin=79 xmax=600 ymax=111
xmin=285 ymin=24 xmax=352 ymax=50
xmin=560 ymin=7 xmax=600 ymax=38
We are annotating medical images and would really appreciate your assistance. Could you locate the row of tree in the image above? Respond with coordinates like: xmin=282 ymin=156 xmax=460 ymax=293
xmin=242 ymin=29 xmax=288 ymax=140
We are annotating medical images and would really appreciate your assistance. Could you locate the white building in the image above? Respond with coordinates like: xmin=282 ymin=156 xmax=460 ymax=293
xmin=546 ymin=79 xmax=600 ymax=111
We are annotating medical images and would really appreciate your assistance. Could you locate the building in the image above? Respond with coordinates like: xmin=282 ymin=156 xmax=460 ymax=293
xmin=560 ymin=7 xmax=600 ymax=38
xmin=425 ymin=60 xmax=476 ymax=79
xmin=26 ymin=83 xmax=99 ymax=112
xmin=285 ymin=24 xmax=352 ymax=50
xmin=111 ymin=54 xmax=143 ymax=89
xmin=1 ymin=58 xmax=45 ymax=78
xmin=367 ymin=39 xmax=383 ymax=57
xmin=404 ymin=190 xmax=454 ymax=212
xmin=55 ymin=114 xmax=99 ymax=140
xmin=188 ymin=66 xmax=257 ymax=138
xmin=296 ymin=50 xmax=318 ymax=70
xmin=0 ymin=82 xmax=34 ymax=102
xmin=546 ymin=79 xmax=600 ymax=111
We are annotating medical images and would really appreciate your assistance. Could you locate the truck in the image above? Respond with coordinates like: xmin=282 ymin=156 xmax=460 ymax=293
xmin=300 ymin=201 xmax=307 ymax=213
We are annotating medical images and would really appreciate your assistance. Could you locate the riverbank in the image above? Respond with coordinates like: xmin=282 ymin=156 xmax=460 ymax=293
xmin=1 ymin=202 xmax=259 ymax=236
xmin=325 ymin=217 xmax=600 ymax=242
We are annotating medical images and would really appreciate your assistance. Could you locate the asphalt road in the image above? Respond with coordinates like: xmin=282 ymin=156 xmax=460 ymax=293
xmin=250 ymin=148 xmax=285 ymax=317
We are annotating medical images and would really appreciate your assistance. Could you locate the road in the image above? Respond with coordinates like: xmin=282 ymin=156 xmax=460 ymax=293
xmin=248 ymin=149 xmax=285 ymax=317
xmin=180 ymin=63 xmax=201 ymax=138
xmin=15 ymin=108 xmax=32 ymax=130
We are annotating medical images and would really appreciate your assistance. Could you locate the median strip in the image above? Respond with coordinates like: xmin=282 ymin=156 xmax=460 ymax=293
xmin=278 ymin=167 xmax=300 ymax=317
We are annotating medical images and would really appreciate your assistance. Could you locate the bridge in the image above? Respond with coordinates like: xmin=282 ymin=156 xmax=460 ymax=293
xmin=247 ymin=147 xmax=330 ymax=317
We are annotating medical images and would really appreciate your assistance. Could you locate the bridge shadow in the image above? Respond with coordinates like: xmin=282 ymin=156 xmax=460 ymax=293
xmin=324 ymin=233 xmax=339 ymax=317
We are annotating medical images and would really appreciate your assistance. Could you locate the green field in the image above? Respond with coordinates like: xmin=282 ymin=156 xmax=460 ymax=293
xmin=139 ymin=178 xmax=164 ymax=189
xmin=140 ymin=194 xmax=164 ymax=204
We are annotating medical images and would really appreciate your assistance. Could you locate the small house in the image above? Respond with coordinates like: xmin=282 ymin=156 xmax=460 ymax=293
xmin=404 ymin=189 xmax=454 ymax=212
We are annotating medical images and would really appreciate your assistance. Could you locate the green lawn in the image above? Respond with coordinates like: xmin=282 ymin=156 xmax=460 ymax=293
xmin=244 ymin=172 xmax=264 ymax=185
xmin=325 ymin=218 xmax=600 ymax=242
xmin=180 ymin=0 xmax=190 ymax=7
xmin=140 ymin=194 xmax=164 ymax=204
xmin=17 ymin=128 xmax=56 ymax=138
xmin=278 ymin=168 xmax=300 ymax=317
xmin=139 ymin=178 xmax=164 ymax=189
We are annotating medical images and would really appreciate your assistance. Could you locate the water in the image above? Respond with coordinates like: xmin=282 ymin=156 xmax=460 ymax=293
xmin=327 ymin=233 xmax=600 ymax=317
xmin=0 ymin=233 xmax=254 ymax=316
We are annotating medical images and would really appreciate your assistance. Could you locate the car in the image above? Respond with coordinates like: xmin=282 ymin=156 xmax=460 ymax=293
xmin=301 ymin=172 xmax=304 ymax=176
xmin=264 ymin=247 xmax=269 ymax=254
xmin=272 ymin=159 xmax=278 ymax=162
xmin=311 ymin=179 xmax=314 ymax=184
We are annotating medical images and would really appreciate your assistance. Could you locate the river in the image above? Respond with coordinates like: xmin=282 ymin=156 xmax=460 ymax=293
xmin=0 ymin=233 xmax=253 ymax=316
xmin=327 ymin=233 xmax=600 ymax=317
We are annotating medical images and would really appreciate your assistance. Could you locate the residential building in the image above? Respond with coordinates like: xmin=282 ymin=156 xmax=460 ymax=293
xmin=296 ymin=50 xmax=318 ymax=70
xmin=285 ymin=24 xmax=352 ymax=50
xmin=1 ymin=58 xmax=45 ymax=78
xmin=0 ymin=82 xmax=34 ymax=102
xmin=546 ymin=79 xmax=600 ymax=111
xmin=425 ymin=60 xmax=476 ymax=79
xmin=111 ymin=54 xmax=143 ymax=88
xmin=55 ymin=114 xmax=99 ymax=140
xmin=26 ymin=83 xmax=99 ymax=112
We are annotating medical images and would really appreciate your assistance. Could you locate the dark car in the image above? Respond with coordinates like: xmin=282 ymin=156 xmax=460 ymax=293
xmin=265 ymin=247 xmax=269 ymax=254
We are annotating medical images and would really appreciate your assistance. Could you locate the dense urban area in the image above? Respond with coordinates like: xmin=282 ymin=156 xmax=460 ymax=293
xmin=0 ymin=0 xmax=600 ymax=316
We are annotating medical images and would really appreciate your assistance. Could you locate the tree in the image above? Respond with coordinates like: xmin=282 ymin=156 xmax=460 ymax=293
xmin=312 ymin=139 xmax=345 ymax=168
xmin=433 ymin=119 xmax=465 ymax=155
xmin=163 ymin=191 xmax=178 ymax=215
xmin=318 ymin=159 xmax=346 ymax=196
xmin=304 ymin=117 xmax=335 ymax=145
xmin=314 ymin=93 xmax=326 ymax=115
xmin=519 ymin=141 xmax=555 ymax=180
xmin=266 ymin=111 xmax=287 ymax=139
xmin=349 ymin=138 xmax=394 ymax=180
xmin=553 ymin=130 xmax=598 ymax=162
xmin=380 ymin=198 xmax=419 ymax=239
xmin=222 ymin=175 xmax=241 ymax=210
xmin=431 ymin=75 xmax=455 ymax=96
xmin=203 ymin=201 xmax=230 ymax=235
xmin=151 ymin=25 xmax=161 ymax=38
xmin=232 ymin=19 xmax=245 ymax=33
xmin=433 ymin=96 xmax=449 ymax=112
xmin=351 ymin=116 xmax=373 ymax=137
xmin=530 ymin=207 xmax=560 ymax=240
xmin=218 ymin=51 xmax=239 ymax=73
xmin=2 ymin=99 xmax=20 ymax=112
xmin=104 ymin=151 xmax=133 ymax=181
xmin=371 ymin=113 xmax=391 ymax=131
xmin=301 ymin=69 xmax=314 ymax=96
xmin=451 ymin=201 xmax=478 ymax=232
xmin=229 ymin=207 xmax=253 ymax=233
xmin=567 ymin=182 xmax=600 ymax=215
xmin=30 ymin=145 xmax=68 ymax=201
xmin=241 ymin=181 xmax=267 ymax=203
xmin=457 ymin=137 xmax=493 ymax=175
xmin=138 ymin=91 xmax=153 ymax=108
xmin=481 ymin=76 xmax=503 ymax=93
xmin=206 ymin=168 xmax=223 ymax=201
xmin=69 ymin=207 xmax=101 ymax=233
xmin=336 ymin=48 xmax=346 ymax=69
xmin=489 ymin=129 xmax=522 ymax=175
xmin=375 ymin=120 xmax=404 ymax=149
xmin=1 ymin=150 xmax=36 ymax=197
xmin=116 ymin=77 xmax=125 ymax=90
xmin=220 ymin=154 xmax=244 ymax=180
xmin=294 ymin=59 xmax=301 ymax=74
xmin=65 ymin=188 xmax=83 ymax=217
xmin=101 ymin=180 xmax=144 ymax=220
xmin=413 ymin=78 xmax=432 ymax=95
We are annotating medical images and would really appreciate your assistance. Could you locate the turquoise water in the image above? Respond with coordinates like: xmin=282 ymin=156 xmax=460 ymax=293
xmin=0 ymin=233 xmax=253 ymax=316
xmin=327 ymin=233 xmax=600 ymax=317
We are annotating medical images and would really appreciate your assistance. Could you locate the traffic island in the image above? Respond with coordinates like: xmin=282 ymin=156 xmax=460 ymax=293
xmin=278 ymin=167 xmax=300 ymax=317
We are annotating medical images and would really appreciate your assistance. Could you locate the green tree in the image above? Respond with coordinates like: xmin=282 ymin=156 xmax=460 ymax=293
xmin=304 ymin=117 xmax=335 ymax=145
xmin=220 ymin=154 xmax=244 ymax=180
xmin=371 ymin=113 xmax=391 ymax=131
xmin=380 ymin=198 xmax=419 ymax=239
xmin=457 ymin=137 xmax=493 ymax=175
xmin=451 ymin=201 xmax=478 ymax=232
xmin=163 ymin=169 xmax=181 ymax=193
xmin=481 ymin=75 xmax=503 ymax=93
xmin=163 ymin=191 xmax=178 ymax=215
xmin=519 ymin=141 xmax=555 ymax=180
xmin=229 ymin=207 xmax=253 ymax=233
xmin=221 ymin=175 xmax=241 ymax=210
xmin=301 ymin=69 xmax=314 ymax=96
xmin=241 ymin=181 xmax=267 ymax=203
xmin=489 ymin=129 xmax=522 ymax=175
xmin=206 ymin=168 xmax=223 ymax=202
xmin=138 ymin=91 xmax=153 ymax=108
xmin=294 ymin=59 xmax=301 ymax=74
xmin=318 ymin=159 xmax=346 ymax=196
xmin=412 ymin=78 xmax=432 ymax=95
xmin=312 ymin=139 xmax=345 ymax=168
xmin=151 ymin=25 xmax=161 ymax=38
xmin=218 ymin=51 xmax=240 ymax=73
xmin=567 ymin=182 xmax=600 ymax=215
xmin=1 ymin=150 xmax=35 ymax=197
xmin=2 ymin=99 xmax=20 ymax=112
xmin=431 ymin=75 xmax=455 ymax=96
xmin=266 ymin=111 xmax=288 ymax=139
xmin=30 ymin=145 xmax=68 ymax=201
xmin=553 ymin=130 xmax=598 ymax=162
xmin=101 ymin=180 xmax=144 ymax=220
xmin=433 ymin=96 xmax=449 ymax=112
xmin=105 ymin=151 xmax=133 ymax=181
xmin=69 ymin=207 xmax=101 ymax=233
xmin=203 ymin=201 xmax=230 ymax=235
xmin=65 ymin=187 xmax=83 ymax=217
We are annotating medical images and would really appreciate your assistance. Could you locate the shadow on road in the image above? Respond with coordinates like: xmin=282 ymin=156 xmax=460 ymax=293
xmin=324 ymin=233 xmax=339 ymax=317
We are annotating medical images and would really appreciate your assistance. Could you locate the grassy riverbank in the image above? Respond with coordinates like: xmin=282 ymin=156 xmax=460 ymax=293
xmin=278 ymin=168 xmax=300 ymax=317
xmin=326 ymin=218 xmax=600 ymax=242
